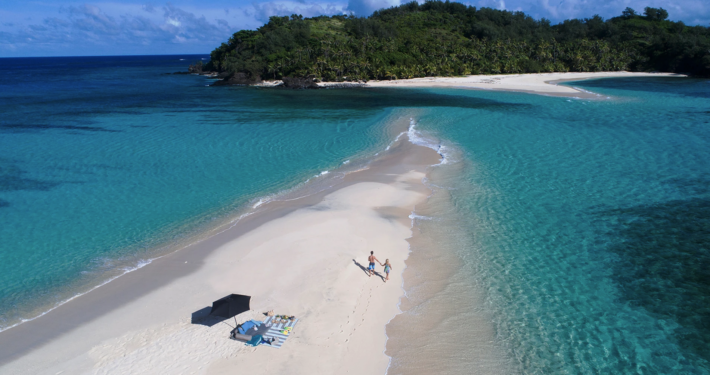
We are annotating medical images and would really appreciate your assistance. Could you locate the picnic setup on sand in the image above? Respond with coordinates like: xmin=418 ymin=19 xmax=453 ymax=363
xmin=207 ymin=294 xmax=299 ymax=349
xmin=231 ymin=313 xmax=300 ymax=349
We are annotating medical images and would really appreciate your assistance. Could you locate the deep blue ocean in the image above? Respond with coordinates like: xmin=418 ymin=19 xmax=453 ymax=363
xmin=1 ymin=55 xmax=708 ymax=373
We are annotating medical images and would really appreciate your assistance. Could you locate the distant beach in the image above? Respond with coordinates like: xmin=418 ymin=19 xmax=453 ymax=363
xmin=311 ymin=71 xmax=688 ymax=98
xmin=364 ymin=72 xmax=687 ymax=96
xmin=249 ymin=72 xmax=688 ymax=98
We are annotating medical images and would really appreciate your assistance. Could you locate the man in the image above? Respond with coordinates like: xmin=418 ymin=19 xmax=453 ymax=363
xmin=368 ymin=251 xmax=382 ymax=277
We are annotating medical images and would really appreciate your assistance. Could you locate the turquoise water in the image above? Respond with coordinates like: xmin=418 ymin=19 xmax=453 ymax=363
xmin=0 ymin=55 xmax=513 ymax=332
xmin=403 ymin=79 xmax=710 ymax=373
xmin=0 ymin=56 xmax=420 ymax=330
xmin=1 ymin=56 xmax=709 ymax=373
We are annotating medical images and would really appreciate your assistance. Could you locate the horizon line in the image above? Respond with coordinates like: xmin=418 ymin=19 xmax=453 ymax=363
xmin=0 ymin=52 xmax=211 ymax=59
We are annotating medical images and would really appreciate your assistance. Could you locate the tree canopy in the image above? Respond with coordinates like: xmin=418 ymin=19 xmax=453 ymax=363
xmin=203 ymin=1 xmax=710 ymax=82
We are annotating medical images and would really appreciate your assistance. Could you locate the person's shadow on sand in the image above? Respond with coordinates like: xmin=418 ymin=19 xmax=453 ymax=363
xmin=352 ymin=259 xmax=385 ymax=282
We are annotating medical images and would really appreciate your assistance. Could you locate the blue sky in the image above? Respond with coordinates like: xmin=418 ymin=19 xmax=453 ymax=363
xmin=1 ymin=0 xmax=708 ymax=57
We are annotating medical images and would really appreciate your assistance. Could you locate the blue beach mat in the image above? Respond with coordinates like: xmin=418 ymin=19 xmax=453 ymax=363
xmin=260 ymin=316 xmax=300 ymax=349
xmin=237 ymin=320 xmax=263 ymax=335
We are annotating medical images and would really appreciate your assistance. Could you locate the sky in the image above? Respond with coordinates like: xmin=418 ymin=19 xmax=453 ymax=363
xmin=1 ymin=0 xmax=708 ymax=57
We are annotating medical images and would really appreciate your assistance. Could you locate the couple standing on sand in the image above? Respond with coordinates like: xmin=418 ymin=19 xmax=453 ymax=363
xmin=367 ymin=251 xmax=392 ymax=282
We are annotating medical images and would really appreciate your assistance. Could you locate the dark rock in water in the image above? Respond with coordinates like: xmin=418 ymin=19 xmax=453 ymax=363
xmin=323 ymin=82 xmax=366 ymax=89
xmin=282 ymin=76 xmax=319 ymax=89
xmin=212 ymin=73 xmax=262 ymax=86
xmin=188 ymin=62 xmax=203 ymax=74
xmin=171 ymin=71 xmax=192 ymax=75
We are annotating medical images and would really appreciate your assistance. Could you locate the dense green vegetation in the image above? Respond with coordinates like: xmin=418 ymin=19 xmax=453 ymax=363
xmin=203 ymin=1 xmax=710 ymax=82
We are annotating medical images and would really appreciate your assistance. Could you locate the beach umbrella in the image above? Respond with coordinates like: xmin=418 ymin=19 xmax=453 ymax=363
xmin=209 ymin=294 xmax=251 ymax=326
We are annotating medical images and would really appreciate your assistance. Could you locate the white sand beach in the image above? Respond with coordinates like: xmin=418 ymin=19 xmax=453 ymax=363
xmin=0 ymin=137 xmax=440 ymax=374
xmin=363 ymin=72 xmax=686 ymax=97
xmin=254 ymin=72 xmax=686 ymax=97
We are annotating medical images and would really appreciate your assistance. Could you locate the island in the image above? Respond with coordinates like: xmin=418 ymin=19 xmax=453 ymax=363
xmin=191 ymin=1 xmax=710 ymax=88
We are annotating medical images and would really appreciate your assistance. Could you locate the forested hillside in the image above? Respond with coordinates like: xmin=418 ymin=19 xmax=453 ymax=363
xmin=201 ymin=1 xmax=710 ymax=82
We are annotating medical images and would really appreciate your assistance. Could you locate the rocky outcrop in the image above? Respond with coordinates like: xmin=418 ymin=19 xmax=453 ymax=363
xmin=204 ymin=73 xmax=356 ymax=88
xmin=211 ymin=73 xmax=262 ymax=86
xmin=188 ymin=62 xmax=203 ymax=73
xmin=281 ymin=76 xmax=319 ymax=89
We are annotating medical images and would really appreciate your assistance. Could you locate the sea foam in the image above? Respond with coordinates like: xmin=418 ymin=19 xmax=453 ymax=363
xmin=407 ymin=118 xmax=452 ymax=165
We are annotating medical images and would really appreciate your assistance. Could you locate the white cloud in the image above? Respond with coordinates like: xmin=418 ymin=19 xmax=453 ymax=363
xmin=496 ymin=0 xmax=709 ymax=24
xmin=0 ymin=2 xmax=237 ymax=56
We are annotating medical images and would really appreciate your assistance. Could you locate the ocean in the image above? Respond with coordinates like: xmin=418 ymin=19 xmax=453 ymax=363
xmin=1 ymin=56 xmax=708 ymax=373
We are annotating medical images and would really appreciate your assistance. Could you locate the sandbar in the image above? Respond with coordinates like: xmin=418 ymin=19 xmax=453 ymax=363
xmin=0 ymin=131 xmax=440 ymax=374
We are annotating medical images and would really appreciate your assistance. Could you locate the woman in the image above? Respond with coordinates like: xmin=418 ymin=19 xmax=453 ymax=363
xmin=383 ymin=259 xmax=392 ymax=282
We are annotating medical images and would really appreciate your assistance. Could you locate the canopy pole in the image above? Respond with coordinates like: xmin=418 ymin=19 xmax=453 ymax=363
xmin=234 ymin=316 xmax=237 ymax=328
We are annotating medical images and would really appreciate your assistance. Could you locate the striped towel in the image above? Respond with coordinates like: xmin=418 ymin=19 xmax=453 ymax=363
xmin=260 ymin=316 xmax=300 ymax=349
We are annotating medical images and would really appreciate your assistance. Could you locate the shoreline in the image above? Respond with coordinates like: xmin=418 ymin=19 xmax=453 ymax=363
xmin=363 ymin=72 xmax=687 ymax=98
xmin=248 ymin=72 xmax=687 ymax=98
xmin=0 ymin=122 xmax=442 ymax=374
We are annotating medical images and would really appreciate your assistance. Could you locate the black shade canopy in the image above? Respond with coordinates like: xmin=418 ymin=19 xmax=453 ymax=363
xmin=209 ymin=294 xmax=251 ymax=319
